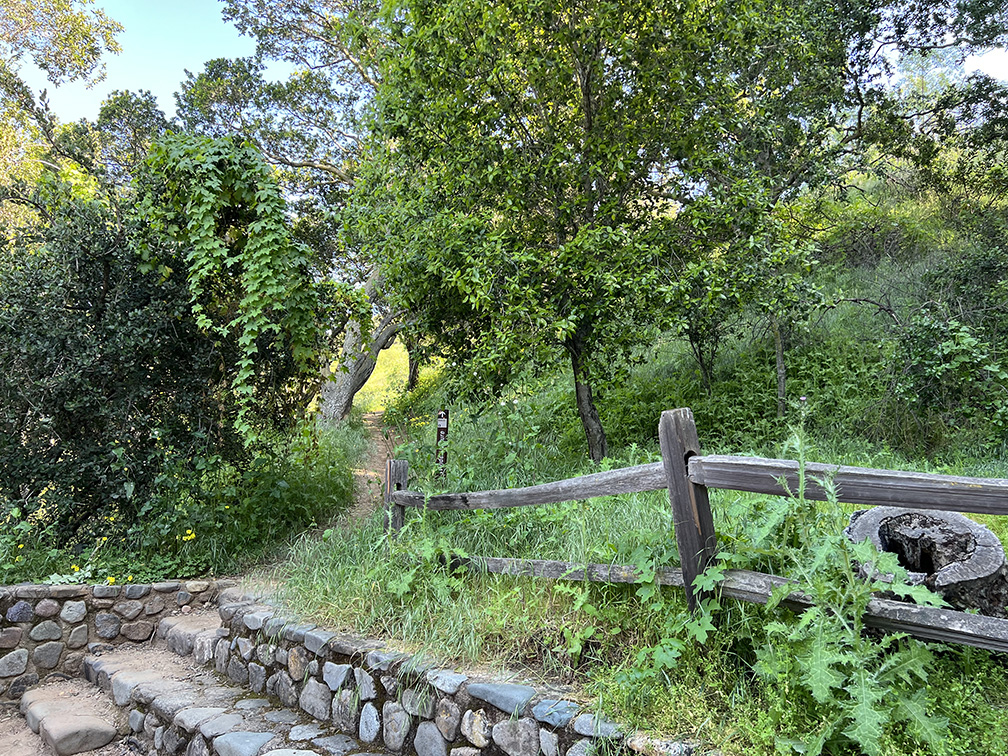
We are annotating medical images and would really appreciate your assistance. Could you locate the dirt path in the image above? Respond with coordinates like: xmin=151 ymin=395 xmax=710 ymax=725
xmin=345 ymin=412 xmax=402 ymax=523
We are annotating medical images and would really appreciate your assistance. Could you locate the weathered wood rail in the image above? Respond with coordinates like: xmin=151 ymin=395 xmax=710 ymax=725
xmin=391 ymin=457 xmax=1008 ymax=515
xmin=453 ymin=557 xmax=1008 ymax=652
xmin=390 ymin=463 xmax=667 ymax=510
xmin=688 ymin=456 xmax=1008 ymax=516
xmin=385 ymin=408 xmax=1008 ymax=652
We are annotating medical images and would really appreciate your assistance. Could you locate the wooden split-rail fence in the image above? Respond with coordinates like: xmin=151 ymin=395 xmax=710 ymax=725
xmin=384 ymin=408 xmax=1008 ymax=653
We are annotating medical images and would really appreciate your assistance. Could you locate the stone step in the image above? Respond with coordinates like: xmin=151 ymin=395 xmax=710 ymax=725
xmin=81 ymin=633 xmax=386 ymax=755
xmin=19 ymin=677 xmax=122 ymax=755
xmin=4 ymin=598 xmax=387 ymax=756
xmin=156 ymin=611 xmax=229 ymax=661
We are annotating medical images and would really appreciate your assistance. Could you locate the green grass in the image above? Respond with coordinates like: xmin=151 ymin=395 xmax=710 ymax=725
xmin=269 ymin=342 xmax=1008 ymax=755
xmin=354 ymin=341 xmax=419 ymax=413
xmin=276 ymin=510 xmax=592 ymax=669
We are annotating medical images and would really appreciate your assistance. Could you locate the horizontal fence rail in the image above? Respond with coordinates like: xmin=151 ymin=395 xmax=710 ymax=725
xmin=458 ymin=556 xmax=1008 ymax=653
xmin=392 ymin=455 xmax=1008 ymax=516
xmin=390 ymin=462 xmax=666 ymax=510
xmin=689 ymin=455 xmax=1008 ymax=516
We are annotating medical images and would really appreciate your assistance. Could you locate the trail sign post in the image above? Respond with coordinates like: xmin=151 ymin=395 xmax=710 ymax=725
xmin=436 ymin=410 xmax=449 ymax=479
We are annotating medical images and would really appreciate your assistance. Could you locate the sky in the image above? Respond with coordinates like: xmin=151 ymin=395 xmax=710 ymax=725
xmin=14 ymin=1 xmax=1008 ymax=125
xmin=17 ymin=0 xmax=288 ymax=123
xmin=967 ymin=48 xmax=1008 ymax=81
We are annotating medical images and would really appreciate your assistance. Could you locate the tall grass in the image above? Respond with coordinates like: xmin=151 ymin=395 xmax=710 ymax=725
xmin=276 ymin=510 xmax=599 ymax=672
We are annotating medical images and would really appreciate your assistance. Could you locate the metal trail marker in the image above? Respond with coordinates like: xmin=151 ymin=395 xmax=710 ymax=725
xmin=436 ymin=409 xmax=449 ymax=480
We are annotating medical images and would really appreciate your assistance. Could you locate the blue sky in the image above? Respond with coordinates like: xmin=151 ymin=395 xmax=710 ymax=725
xmin=15 ymin=1 xmax=1008 ymax=125
xmin=17 ymin=0 xmax=287 ymax=123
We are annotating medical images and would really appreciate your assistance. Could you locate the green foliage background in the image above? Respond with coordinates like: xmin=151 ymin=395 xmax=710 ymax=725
xmin=4 ymin=2 xmax=1008 ymax=754
xmin=0 ymin=134 xmax=356 ymax=583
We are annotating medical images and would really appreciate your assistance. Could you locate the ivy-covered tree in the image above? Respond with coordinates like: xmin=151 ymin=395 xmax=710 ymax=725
xmin=174 ymin=0 xmax=403 ymax=421
xmin=136 ymin=133 xmax=319 ymax=440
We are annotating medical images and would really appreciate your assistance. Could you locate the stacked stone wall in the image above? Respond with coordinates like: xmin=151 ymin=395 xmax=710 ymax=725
xmin=0 ymin=580 xmax=233 ymax=701
xmin=215 ymin=588 xmax=691 ymax=756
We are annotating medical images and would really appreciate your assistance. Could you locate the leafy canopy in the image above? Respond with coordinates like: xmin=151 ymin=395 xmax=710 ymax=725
xmin=0 ymin=0 xmax=121 ymax=86
xmin=358 ymin=0 xmax=825 ymax=459
xmin=0 ymin=0 xmax=121 ymax=228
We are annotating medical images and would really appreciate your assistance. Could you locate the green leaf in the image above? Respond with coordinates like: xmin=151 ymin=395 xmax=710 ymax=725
xmin=387 ymin=567 xmax=417 ymax=599
xmin=798 ymin=628 xmax=849 ymax=704
xmin=684 ymin=610 xmax=716 ymax=645
xmin=893 ymin=690 xmax=948 ymax=748
xmin=841 ymin=668 xmax=888 ymax=755
xmin=652 ymin=640 xmax=683 ymax=671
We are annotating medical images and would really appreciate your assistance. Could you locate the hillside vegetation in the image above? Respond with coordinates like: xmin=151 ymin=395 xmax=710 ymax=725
xmin=277 ymin=170 xmax=1008 ymax=756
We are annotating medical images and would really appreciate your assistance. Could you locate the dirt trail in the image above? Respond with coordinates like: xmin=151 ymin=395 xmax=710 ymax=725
xmin=345 ymin=412 xmax=402 ymax=523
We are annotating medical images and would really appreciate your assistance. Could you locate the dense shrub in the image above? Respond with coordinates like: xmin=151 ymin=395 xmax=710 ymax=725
xmin=0 ymin=189 xmax=238 ymax=546
xmin=814 ymin=185 xmax=943 ymax=267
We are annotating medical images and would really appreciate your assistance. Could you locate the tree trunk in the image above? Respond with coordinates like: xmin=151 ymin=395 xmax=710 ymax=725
xmin=772 ymin=315 xmax=787 ymax=418
xmin=405 ymin=335 xmax=420 ymax=392
xmin=567 ymin=334 xmax=608 ymax=463
xmin=688 ymin=331 xmax=714 ymax=396
xmin=319 ymin=308 xmax=401 ymax=422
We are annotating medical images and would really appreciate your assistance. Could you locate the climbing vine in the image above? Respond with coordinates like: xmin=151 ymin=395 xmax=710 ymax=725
xmin=137 ymin=134 xmax=318 ymax=440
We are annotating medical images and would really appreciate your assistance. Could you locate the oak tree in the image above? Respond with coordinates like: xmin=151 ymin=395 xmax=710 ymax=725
xmin=359 ymin=0 xmax=761 ymax=461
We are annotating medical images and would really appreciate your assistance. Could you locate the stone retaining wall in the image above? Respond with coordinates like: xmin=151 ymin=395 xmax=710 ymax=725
xmin=216 ymin=588 xmax=693 ymax=756
xmin=0 ymin=580 xmax=233 ymax=701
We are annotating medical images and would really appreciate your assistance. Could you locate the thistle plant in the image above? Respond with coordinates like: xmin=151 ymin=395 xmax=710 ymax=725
xmin=754 ymin=432 xmax=949 ymax=755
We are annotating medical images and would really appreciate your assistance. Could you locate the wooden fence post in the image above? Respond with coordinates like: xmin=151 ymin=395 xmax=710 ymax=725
xmin=659 ymin=408 xmax=717 ymax=611
xmin=385 ymin=459 xmax=409 ymax=538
